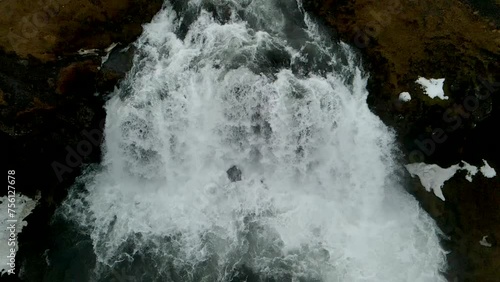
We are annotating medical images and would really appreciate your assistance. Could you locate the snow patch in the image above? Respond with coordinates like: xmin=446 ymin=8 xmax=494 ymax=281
xmin=405 ymin=163 xmax=459 ymax=201
xmin=0 ymin=193 xmax=40 ymax=276
xmin=77 ymin=48 xmax=99 ymax=56
xmin=101 ymin=42 xmax=119 ymax=65
xmin=461 ymin=161 xmax=478 ymax=182
xmin=104 ymin=42 xmax=118 ymax=53
xmin=416 ymin=77 xmax=447 ymax=100
xmin=406 ymin=160 xmax=497 ymax=200
xmin=479 ymin=236 xmax=492 ymax=247
xmin=480 ymin=160 xmax=496 ymax=178
xmin=399 ymin=92 xmax=411 ymax=102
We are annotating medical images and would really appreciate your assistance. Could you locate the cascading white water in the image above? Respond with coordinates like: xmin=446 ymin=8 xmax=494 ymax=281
xmin=61 ymin=0 xmax=447 ymax=281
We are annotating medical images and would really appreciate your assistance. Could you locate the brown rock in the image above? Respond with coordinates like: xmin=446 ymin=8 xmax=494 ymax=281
xmin=0 ymin=89 xmax=7 ymax=106
xmin=56 ymin=60 xmax=99 ymax=96
xmin=0 ymin=0 xmax=162 ymax=61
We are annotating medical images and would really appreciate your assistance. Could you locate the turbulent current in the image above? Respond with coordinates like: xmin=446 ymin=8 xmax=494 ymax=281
xmin=59 ymin=0 xmax=447 ymax=281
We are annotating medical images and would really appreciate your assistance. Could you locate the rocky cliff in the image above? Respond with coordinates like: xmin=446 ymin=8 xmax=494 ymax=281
xmin=1 ymin=0 xmax=162 ymax=280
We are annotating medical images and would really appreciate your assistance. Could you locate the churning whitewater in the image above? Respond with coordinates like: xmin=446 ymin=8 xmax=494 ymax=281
xmin=60 ymin=0 xmax=446 ymax=281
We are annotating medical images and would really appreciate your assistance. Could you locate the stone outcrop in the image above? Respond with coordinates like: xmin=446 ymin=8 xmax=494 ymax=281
xmin=303 ymin=0 xmax=500 ymax=281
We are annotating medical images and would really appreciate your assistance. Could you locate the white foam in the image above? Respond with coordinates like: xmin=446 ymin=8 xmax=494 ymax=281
xmin=0 ymin=193 xmax=39 ymax=276
xmin=416 ymin=77 xmax=447 ymax=100
xmin=61 ymin=1 xmax=447 ymax=281
xmin=399 ymin=92 xmax=411 ymax=102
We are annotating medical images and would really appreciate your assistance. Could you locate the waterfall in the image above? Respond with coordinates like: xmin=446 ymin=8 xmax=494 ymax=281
xmin=60 ymin=0 xmax=446 ymax=281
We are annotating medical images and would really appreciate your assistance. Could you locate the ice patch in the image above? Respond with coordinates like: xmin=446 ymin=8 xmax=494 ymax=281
xmin=479 ymin=236 xmax=492 ymax=247
xmin=0 ymin=193 xmax=40 ymax=276
xmin=77 ymin=48 xmax=99 ymax=56
xmin=101 ymin=42 xmax=119 ymax=65
xmin=480 ymin=160 xmax=496 ymax=178
xmin=399 ymin=92 xmax=411 ymax=102
xmin=416 ymin=77 xmax=447 ymax=100
xmin=405 ymin=163 xmax=459 ymax=201
xmin=104 ymin=42 xmax=118 ymax=53
xmin=79 ymin=42 xmax=118 ymax=60
xmin=461 ymin=161 xmax=478 ymax=182
xmin=406 ymin=160 xmax=497 ymax=200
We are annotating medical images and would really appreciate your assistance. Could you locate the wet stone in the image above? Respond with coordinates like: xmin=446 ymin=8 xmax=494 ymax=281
xmin=227 ymin=165 xmax=242 ymax=182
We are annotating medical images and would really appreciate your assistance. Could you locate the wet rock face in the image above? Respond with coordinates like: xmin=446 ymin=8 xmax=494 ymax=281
xmin=465 ymin=0 xmax=500 ymax=25
xmin=0 ymin=52 xmax=105 ymax=282
xmin=303 ymin=0 xmax=500 ymax=281
xmin=227 ymin=165 xmax=243 ymax=182
xmin=1 ymin=0 xmax=160 ymax=196
xmin=0 ymin=51 xmax=137 ymax=282
xmin=1 ymin=1 xmax=161 ymax=281
xmin=1 ymin=51 xmax=138 ymax=192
